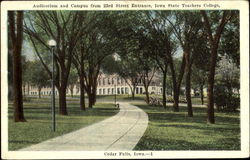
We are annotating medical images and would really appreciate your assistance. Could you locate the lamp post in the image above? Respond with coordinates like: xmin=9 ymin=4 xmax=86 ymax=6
xmin=48 ymin=39 xmax=56 ymax=132
xmin=112 ymin=53 xmax=120 ymax=108
xmin=114 ymin=84 xmax=116 ymax=107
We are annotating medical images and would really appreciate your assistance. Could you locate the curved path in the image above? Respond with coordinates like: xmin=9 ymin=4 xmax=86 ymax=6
xmin=20 ymin=102 xmax=148 ymax=151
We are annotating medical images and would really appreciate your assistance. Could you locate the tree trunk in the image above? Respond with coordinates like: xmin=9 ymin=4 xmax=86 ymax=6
xmin=58 ymin=85 xmax=68 ymax=115
xmin=185 ymin=66 xmax=193 ymax=117
xmin=207 ymin=47 xmax=217 ymax=124
xmin=170 ymin=85 xmax=172 ymax=96
xmin=88 ymin=92 xmax=94 ymax=108
xmin=169 ymin=57 xmax=180 ymax=112
xmin=38 ymin=87 xmax=41 ymax=99
xmin=201 ymin=10 xmax=231 ymax=124
xmin=184 ymin=50 xmax=193 ymax=117
xmin=93 ymin=83 xmax=97 ymax=105
xmin=173 ymin=88 xmax=179 ymax=112
xmin=131 ymin=88 xmax=135 ymax=99
xmin=144 ymin=86 xmax=149 ymax=104
xmin=80 ymin=77 xmax=86 ymax=111
xmin=162 ymin=69 xmax=167 ymax=109
xmin=200 ymin=85 xmax=204 ymax=105
xmin=9 ymin=11 xmax=26 ymax=122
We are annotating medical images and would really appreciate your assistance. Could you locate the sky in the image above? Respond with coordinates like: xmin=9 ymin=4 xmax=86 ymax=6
xmin=22 ymin=40 xmax=36 ymax=61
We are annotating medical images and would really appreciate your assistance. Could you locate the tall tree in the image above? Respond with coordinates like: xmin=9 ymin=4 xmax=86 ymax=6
xmin=72 ymin=39 xmax=87 ymax=110
xmin=191 ymin=32 xmax=210 ymax=105
xmin=8 ymin=11 xmax=26 ymax=122
xmin=144 ymin=11 xmax=183 ymax=111
xmin=24 ymin=11 xmax=86 ymax=115
xmin=134 ymin=29 xmax=158 ymax=104
xmin=138 ymin=11 xmax=177 ymax=109
xmin=201 ymin=10 xmax=236 ymax=123
xmin=138 ymin=53 xmax=157 ymax=104
xmin=166 ymin=11 xmax=203 ymax=116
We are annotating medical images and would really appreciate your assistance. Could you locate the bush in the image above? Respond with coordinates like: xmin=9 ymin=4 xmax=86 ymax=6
xmin=214 ymin=85 xmax=240 ymax=112
xmin=166 ymin=96 xmax=174 ymax=103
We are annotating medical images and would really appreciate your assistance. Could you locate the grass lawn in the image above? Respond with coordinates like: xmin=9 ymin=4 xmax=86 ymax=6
xmin=134 ymin=104 xmax=240 ymax=150
xmin=67 ymin=94 xmax=206 ymax=105
xmin=96 ymin=94 xmax=145 ymax=101
xmin=8 ymin=98 xmax=119 ymax=150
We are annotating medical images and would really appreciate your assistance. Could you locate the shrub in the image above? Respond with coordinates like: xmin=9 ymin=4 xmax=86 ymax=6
xmin=166 ymin=96 xmax=174 ymax=103
xmin=214 ymin=85 xmax=240 ymax=112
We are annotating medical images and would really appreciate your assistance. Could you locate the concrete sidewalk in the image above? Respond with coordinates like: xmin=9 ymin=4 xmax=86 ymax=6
xmin=20 ymin=103 xmax=148 ymax=151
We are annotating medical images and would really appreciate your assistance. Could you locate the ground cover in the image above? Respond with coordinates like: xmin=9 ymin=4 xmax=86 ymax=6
xmin=134 ymin=104 xmax=240 ymax=150
xmin=28 ymin=94 xmax=206 ymax=105
xmin=8 ymin=98 xmax=119 ymax=150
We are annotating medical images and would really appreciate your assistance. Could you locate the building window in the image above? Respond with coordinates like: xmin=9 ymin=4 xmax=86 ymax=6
xmin=108 ymin=88 xmax=110 ymax=94
xmin=103 ymin=88 xmax=106 ymax=95
xmin=136 ymin=87 xmax=139 ymax=94
xmin=108 ymin=78 xmax=111 ymax=85
xmin=140 ymin=88 xmax=143 ymax=94
xmin=112 ymin=88 xmax=114 ymax=94
xmin=112 ymin=78 xmax=114 ymax=84
xmin=117 ymin=88 xmax=120 ymax=94
xmin=121 ymin=88 xmax=124 ymax=94
xmin=99 ymin=89 xmax=102 ymax=95
xmin=99 ymin=79 xmax=101 ymax=86
xmin=125 ymin=87 xmax=129 ymax=94
xmin=103 ymin=78 xmax=105 ymax=85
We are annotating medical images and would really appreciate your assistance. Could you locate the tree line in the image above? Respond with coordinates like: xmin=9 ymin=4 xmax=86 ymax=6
xmin=8 ymin=10 xmax=239 ymax=124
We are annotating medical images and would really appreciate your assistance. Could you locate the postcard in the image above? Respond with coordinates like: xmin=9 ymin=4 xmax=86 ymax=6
xmin=1 ymin=0 xmax=249 ymax=159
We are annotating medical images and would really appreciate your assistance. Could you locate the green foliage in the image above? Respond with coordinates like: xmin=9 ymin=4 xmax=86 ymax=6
xmin=218 ymin=11 xmax=240 ymax=66
xmin=214 ymin=55 xmax=240 ymax=112
xmin=28 ymin=60 xmax=50 ymax=89
xmin=214 ymin=85 xmax=240 ymax=112
xmin=166 ymin=96 xmax=174 ymax=103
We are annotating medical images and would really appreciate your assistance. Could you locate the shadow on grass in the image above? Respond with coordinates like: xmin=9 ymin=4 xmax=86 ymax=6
xmin=157 ymin=124 xmax=238 ymax=132
xmin=134 ymin=103 xmax=240 ymax=150
xmin=134 ymin=136 xmax=239 ymax=150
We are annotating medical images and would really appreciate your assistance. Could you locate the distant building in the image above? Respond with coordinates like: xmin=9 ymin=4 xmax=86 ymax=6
xmin=24 ymin=72 xmax=210 ymax=97
xmin=24 ymin=72 xmax=163 ymax=96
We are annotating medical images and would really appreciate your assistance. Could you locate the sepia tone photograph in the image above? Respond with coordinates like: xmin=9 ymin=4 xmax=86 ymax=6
xmin=1 ymin=0 xmax=249 ymax=159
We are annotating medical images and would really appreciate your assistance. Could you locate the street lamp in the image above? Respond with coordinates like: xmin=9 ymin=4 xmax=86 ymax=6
xmin=48 ymin=39 xmax=56 ymax=132
xmin=112 ymin=53 xmax=121 ymax=108
xmin=114 ymin=83 xmax=116 ymax=107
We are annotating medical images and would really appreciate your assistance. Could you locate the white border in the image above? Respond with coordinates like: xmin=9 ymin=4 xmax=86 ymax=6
xmin=1 ymin=1 xmax=249 ymax=159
